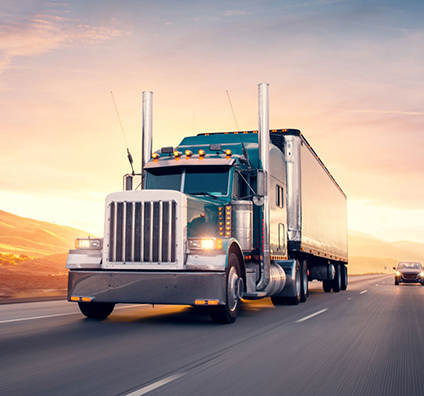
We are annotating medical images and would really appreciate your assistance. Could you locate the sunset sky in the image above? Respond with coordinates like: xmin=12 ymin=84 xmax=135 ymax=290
xmin=1 ymin=0 xmax=423 ymax=243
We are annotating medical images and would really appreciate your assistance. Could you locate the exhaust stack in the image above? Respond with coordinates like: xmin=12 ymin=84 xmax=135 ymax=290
xmin=141 ymin=91 xmax=153 ymax=181
xmin=257 ymin=83 xmax=271 ymax=291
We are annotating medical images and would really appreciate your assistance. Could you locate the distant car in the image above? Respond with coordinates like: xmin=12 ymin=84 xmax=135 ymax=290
xmin=393 ymin=262 xmax=424 ymax=285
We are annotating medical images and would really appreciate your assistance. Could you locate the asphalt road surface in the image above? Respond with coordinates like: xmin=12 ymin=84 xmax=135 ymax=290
xmin=1 ymin=274 xmax=424 ymax=396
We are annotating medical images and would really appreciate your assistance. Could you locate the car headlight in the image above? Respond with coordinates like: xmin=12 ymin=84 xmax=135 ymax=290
xmin=396 ymin=271 xmax=401 ymax=277
xmin=188 ymin=238 xmax=222 ymax=251
xmin=420 ymin=271 xmax=424 ymax=277
xmin=75 ymin=238 xmax=102 ymax=250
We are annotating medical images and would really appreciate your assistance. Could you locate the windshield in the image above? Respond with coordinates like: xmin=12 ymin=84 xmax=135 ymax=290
xmin=398 ymin=262 xmax=422 ymax=270
xmin=144 ymin=168 xmax=182 ymax=191
xmin=145 ymin=166 xmax=230 ymax=196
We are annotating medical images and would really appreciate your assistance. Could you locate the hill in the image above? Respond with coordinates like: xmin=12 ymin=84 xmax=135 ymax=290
xmin=0 ymin=210 xmax=94 ymax=257
xmin=0 ymin=253 xmax=68 ymax=299
xmin=1 ymin=209 xmax=423 ymax=297
xmin=348 ymin=230 xmax=424 ymax=275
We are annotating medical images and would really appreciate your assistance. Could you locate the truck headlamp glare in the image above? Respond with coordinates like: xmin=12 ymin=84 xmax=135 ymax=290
xmin=75 ymin=238 xmax=102 ymax=250
xmin=188 ymin=238 xmax=222 ymax=250
xmin=201 ymin=239 xmax=214 ymax=249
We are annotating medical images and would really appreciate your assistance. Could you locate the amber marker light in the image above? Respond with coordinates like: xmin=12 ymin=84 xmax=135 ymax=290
xmin=173 ymin=150 xmax=181 ymax=157
xmin=216 ymin=238 xmax=222 ymax=250
xmin=70 ymin=296 xmax=80 ymax=302
xmin=81 ymin=297 xmax=93 ymax=302
xmin=198 ymin=149 xmax=205 ymax=156
xmin=151 ymin=152 xmax=159 ymax=159
xmin=225 ymin=149 xmax=232 ymax=156
xmin=185 ymin=150 xmax=193 ymax=157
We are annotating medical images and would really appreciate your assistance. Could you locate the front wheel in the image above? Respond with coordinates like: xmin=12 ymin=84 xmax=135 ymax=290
xmin=209 ymin=253 xmax=242 ymax=324
xmin=78 ymin=302 xmax=115 ymax=319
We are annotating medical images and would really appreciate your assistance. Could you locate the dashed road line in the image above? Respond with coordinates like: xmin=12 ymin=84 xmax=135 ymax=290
xmin=360 ymin=290 xmax=368 ymax=294
xmin=0 ymin=304 xmax=143 ymax=324
xmin=125 ymin=373 xmax=186 ymax=396
xmin=295 ymin=309 xmax=328 ymax=323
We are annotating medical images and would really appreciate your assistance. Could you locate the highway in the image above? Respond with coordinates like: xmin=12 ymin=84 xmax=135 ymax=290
xmin=1 ymin=274 xmax=424 ymax=396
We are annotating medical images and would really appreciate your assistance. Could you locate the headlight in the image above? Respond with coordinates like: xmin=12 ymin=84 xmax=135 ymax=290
xmin=420 ymin=272 xmax=424 ymax=277
xmin=396 ymin=271 xmax=401 ymax=277
xmin=188 ymin=238 xmax=222 ymax=251
xmin=75 ymin=238 xmax=102 ymax=250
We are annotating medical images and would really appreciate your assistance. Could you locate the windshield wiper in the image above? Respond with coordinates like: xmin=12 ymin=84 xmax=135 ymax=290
xmin=190 ymin=192 xmax=219 ymax=199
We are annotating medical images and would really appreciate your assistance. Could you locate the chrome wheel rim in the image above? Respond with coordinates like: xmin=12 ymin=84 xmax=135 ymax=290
xmin=227 ymin=266 xmax=239 ymax=312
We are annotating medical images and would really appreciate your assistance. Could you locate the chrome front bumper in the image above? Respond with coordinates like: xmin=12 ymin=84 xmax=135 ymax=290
xmin=68 ymin=270 xmax=227 ymax=305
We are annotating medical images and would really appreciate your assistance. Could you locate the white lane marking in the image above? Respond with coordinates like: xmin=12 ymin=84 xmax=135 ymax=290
xmin=347 ymin=298 xmax=352 ymax=300
xmin=125 ymin=373 xmax=185 ymax=396
xmin=0 ymin=312 xmax=79 ymax=324
xmin=360 ymin=290 xmax=368 ymax=294
xmin=0 ymin=304 xmax=144 ymax=324
xmin=295 ymin=309 xmax=328 ymax=323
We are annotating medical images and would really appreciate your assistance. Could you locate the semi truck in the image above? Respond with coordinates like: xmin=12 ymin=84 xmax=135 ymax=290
xmin=67 ymin=83 xmax=348 ymax=324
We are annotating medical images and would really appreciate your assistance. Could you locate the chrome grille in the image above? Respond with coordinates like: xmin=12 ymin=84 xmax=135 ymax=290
xmin=108 ymin=200 xmax=177 ymax=263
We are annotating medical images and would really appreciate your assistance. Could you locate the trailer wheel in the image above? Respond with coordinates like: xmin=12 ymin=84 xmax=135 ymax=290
xmin=209 ymin=253 xmax=241 ymax=324
xmin=341 ymin=264 xmax=348 ymax=290
xmin=331 ymin=264 xmax=341 ymax=293
xmin=323 ymin=280 xmax=332 ymax=293
xmin=300 ymin=260 xmax=308 ymax=302
xmin=78 ymin=302 xmax=115 ymax=319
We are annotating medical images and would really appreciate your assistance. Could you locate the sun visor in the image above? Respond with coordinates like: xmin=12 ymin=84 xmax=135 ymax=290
xmin=144 ymin=157 xmax=235 ymax=169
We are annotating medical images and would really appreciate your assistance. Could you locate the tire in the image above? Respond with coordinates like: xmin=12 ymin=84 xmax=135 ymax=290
xmin=331 ymin=264 xmax=341 ymax=293
xmin=300 ymin=260 xmax=308 ymax=303
xmin=271 ymin=261 xmax=302 ymax=306
xmin=286 ymin=260 xmax=301 ymax=305
xmin=78 ymin=302 xmax=115 ymax=319
xmin=394 ymin=278 xmax=399 ymax=285
xmin=323 ymin=280 xmax=332 ymax=293
xmin=271 ymin=296 xmax=290 ymax=305
xmin=341 ymin=264 xmax=348 ymax=291
xmin=209 ymin=253 xmax=242 ymax=324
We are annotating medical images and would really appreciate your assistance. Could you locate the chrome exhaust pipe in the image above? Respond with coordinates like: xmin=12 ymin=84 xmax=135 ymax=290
xmin=141 ymin=91 xmax=153 ymax=182
xmin=257 ymin=83 xmax=271 ymax=291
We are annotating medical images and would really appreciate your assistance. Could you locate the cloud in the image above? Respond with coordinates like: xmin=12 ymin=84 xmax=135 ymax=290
xmin=0 ymin=10 xmax=127 ymax=75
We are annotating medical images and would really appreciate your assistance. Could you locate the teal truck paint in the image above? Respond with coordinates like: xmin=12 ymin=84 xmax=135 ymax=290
xmin=67 ymin=84 xmax=348 ymax=324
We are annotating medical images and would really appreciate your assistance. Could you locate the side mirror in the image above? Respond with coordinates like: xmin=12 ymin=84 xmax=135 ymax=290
xmin=253 ymin=170 xmax=267 ymax=206
xmin=392 ymin=267 xmax=396 ymax=270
